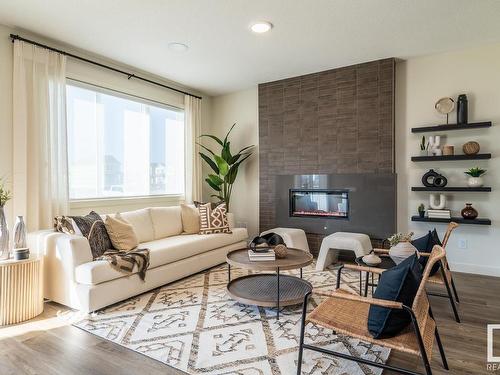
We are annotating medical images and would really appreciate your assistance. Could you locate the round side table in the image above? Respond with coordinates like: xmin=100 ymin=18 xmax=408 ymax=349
xmin=0 ymin=257 xmax=44 ymax=326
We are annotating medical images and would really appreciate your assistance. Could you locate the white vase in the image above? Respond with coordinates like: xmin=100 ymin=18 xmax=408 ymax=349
xmin=467 ymin=176 xmax=484 ymax=188
xmin=389 ymin=241 xmax=417 ymax=265
xmin=13 ymin=216 xmax=27 ymax=249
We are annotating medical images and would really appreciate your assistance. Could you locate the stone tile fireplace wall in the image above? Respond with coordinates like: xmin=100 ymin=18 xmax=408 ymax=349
xmin=258 ymin=58 xmax=395 ymax=255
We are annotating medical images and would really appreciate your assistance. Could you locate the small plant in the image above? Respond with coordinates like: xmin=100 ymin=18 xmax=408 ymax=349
xmin=465 ymin=167 xmax=486 ymax=178
xmin=420 ymin=136 xmax=429 ymax=151
xmin=388 ymin=232 xmax=414 ymax=247
xmin=0 ymin=178 xmax=12 ymax=207
xmin=418 ymin=203 xmax=425 ymax=213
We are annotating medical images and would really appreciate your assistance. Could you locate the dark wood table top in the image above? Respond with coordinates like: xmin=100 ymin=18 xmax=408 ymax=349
xmin=355 ymin=255 xmax=396 ymax=270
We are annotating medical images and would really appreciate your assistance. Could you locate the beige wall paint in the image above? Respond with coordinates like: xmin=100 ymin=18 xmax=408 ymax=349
xmin=0 ymin=24 xmax=210 ymax=227
xmin=396 ymin=43 xmax=500 ymax=277
xmin=203 ymin=88 xmax=259 ymax=237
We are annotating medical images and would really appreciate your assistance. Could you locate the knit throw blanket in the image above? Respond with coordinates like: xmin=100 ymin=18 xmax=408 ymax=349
xmin=96 ymin=248 xmax=150 ymax=281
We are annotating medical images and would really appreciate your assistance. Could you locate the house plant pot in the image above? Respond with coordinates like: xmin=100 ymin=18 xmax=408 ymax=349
xmin=467 ymin=176 xmax=484 ymax=188
xmin=465 ymin=167 xmax=486 ymax=188
xmin=388 ymin=232 xmax=416 ymax=265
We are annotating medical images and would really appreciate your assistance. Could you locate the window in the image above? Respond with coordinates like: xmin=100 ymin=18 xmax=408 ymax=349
xmin=66 ymin=82 xmax=185 ymax=200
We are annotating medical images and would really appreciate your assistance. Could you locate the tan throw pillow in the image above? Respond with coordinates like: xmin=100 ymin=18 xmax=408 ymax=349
xmin=181 ymin=204 xmax=200 ymax=234
xmin=105 ymin=214 xmax=139 ymax=251
xmin=198 ymin=202 xmax=231 ymax=234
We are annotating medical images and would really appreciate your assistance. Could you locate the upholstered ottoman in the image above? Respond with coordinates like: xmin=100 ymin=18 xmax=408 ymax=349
xmin=260 ymin=227 xmax=310 ymax=252
xmin=316 ymin=232 xmax=372 ymax=271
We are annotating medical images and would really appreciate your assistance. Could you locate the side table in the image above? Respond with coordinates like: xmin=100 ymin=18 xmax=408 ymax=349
xmin=0 ymin=257 xmax=43 ymax=326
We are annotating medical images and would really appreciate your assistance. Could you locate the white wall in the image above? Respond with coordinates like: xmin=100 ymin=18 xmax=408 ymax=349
xmin=204 ymin=88 xmax=259 ymax=237
xmin=396 ymin=43 xmax=500 ymax=277
xmin=0 ymin=24 xmax=211 ymax=226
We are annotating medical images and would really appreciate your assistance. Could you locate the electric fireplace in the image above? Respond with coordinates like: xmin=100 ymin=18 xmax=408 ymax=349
xmin=289 ymin=189 xmax=349 ymax=219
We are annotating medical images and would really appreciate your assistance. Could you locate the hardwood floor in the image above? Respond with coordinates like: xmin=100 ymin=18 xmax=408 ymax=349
xmin=0 ymin=272 xmax=499 ymax=375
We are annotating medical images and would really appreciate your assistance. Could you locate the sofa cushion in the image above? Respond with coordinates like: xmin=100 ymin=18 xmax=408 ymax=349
xmin=119 ymin=208 xmax=154 ymax=243
xmin=150 ymin=206 xmax=183 ymax=239
xmin=104 ymin=214 xmax=139 ymax=251
xmin=75 ymin=227 xmax=248 ymax=285
xmin=181 ymin=204 xmax=200 ymax=234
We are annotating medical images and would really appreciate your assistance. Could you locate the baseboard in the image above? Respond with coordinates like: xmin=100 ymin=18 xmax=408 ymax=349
xmin=451 ymin=262 xmax=500 ymax=277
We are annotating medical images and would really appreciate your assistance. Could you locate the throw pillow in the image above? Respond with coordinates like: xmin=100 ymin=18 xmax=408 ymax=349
xmin=105 ymin=214 xmax=139 ymax=251
xmin=181 ymin=204 xmax=200 ymax=234
xmin=70 ymin=211 xmax=113 ymax=259
xmin=368 ymin=253 xmax=423 ymax=338
xmin=412 ymin=229 xmax=441 ymax=276
xmin=198 ymin=202 xmax=231 ymax=234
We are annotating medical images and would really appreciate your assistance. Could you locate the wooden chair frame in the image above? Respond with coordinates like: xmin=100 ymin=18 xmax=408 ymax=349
xmin=373 ymin=222 xmax=461 ymax=322
xmin=297 ymin=246 xmax=449 ymax=375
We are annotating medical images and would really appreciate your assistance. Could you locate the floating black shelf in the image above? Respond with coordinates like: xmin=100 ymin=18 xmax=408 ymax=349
xmin=411 ymin=153 xmax=491 ymax=162
xmin=411 ymin=121 xmax=492 ymax=133
xmin=411 ymin=186 xmax=492 ymax=192
xmin=411 ymin=216 xmax=491 ymax=225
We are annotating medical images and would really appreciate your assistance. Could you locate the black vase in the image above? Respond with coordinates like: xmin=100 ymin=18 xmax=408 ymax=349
xmin=457 ymin=94 xmax=468 ymax=124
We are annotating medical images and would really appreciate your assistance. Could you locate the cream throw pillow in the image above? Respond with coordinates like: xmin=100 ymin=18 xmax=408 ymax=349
xmin=105 ymin=214 xmax=139 ymax=251
xmin=181 ymin=204 xmax=200 ymax=234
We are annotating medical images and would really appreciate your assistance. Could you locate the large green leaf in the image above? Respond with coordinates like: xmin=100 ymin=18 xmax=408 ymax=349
xmin=221 ymin=142 xmax=233 ymax=163
xmin=208 ymin=174 xmax=224 ymax=186
xmin=199 ymin=152 xmax=219 ymax=174
xmin=205 ymin=178 xmax=221 ymax=192
xmin=199 ymin=134 xmax=223 ymax=146
xmin=197 ymin=142 xmax=215 ymax=156
xmin=225 ymin=164 xmax=239 ymax=184
xmin=214 ymin=155 xmax=229 ymax=176
xmin=223 ymin=123 xmax=237 ymax=145
xmin=237 ymin=145 xmax=254 ymax=154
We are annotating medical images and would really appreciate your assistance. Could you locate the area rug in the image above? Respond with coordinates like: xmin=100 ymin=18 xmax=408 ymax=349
xmin=74 ymin=264 xmax=390 ymax=374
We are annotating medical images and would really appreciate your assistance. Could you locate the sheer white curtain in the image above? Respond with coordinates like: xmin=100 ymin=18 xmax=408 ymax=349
xmin=184 ymin=95 xmax=202 ymax=203
xmin=13 ymin=41 xmax=69 ymax=231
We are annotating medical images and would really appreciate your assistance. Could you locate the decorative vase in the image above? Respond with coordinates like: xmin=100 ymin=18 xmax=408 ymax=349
xmin=419 ymin=150 xmax=428 ymax=157
xmin=0 ymin=206 xmax=9 ymax=261
xmin=389 ymin=241 xmax=417 ymax=265
xmin=457 ymin=94 xmax=468 ymax=124
xmin=429 ymin=193 xmax=447 ymax=210
xmin=467 ymin=176 xmax=484 ymax=188
xmin=461 ymin=203 xmax=478 ymax=220
xmin=463 ymin=141 xmax=480 ymax=156
xmin=13 ymin=216 xmax=27 ymax=249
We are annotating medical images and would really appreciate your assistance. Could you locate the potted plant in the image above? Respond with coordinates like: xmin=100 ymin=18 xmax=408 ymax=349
xmin=417 ymin=203 xmax=425 ymax=218
xmin=420 ymin=136 xmax=429 ymax=156
xmin=387 ymin=231 xmax=416 ymax=264
xmin=198 ymin=123 xmax=254 ymax=211
xmin=465 ymin=167 xmax=486 ymax=188
xmin=0 ymin=178 xmax=12 ymax=260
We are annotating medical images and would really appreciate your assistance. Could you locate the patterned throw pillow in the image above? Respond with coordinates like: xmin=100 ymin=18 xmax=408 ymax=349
xmin=70 ymin=211 xmax=113 ymax=258
xmin=54 ymin=216 xmax=76 ymax=235
xmin=198 ymin=202 xmax=231 ymax=234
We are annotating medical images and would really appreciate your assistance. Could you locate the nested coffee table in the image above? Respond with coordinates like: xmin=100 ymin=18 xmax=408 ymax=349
xmin=226 ymin=248 xmax=313 ymax=319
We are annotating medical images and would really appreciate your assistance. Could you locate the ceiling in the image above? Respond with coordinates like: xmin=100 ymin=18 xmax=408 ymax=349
xmin=1 ymin=0 xmax=500 ymax=96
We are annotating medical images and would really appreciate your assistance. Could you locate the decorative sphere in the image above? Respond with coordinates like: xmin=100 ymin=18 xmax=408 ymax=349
xmin=274 ymin=244 xmax=288 ymax=259
xmin=462 ymin=141 xmax=480 ymax=155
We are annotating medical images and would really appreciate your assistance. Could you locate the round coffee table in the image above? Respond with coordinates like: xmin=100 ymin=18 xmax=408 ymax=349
xmin=226 ymin=248 xmax=313 ymax=319
xmin=355 ymin=255 xmax=396 ymax=296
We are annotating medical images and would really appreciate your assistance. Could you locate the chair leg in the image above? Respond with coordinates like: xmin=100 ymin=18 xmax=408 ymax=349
xmin=429 ymin=306 xmax=449 ymax=370
xmin=450 ymin=277 xmax=460 ymax=303
xmin=296 ymin=292 xmax=310 ymax=375
xmin=441 ymin=269 xmax=461 ymax=323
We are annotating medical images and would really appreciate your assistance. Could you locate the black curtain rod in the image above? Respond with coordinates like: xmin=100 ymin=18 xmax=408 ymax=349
xmin=10 ymin=34 xmax=202 ymax=100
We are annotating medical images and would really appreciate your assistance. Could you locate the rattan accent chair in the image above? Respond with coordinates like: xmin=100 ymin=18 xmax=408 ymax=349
xmin=296 ymin=245 xmax=449 ymax=375
xmin=374 ymin=222 xmax=461 ymax=322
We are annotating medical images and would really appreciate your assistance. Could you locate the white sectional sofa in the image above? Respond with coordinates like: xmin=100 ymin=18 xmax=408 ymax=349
xmin=29 ymin=206 xmax=248 ymax=312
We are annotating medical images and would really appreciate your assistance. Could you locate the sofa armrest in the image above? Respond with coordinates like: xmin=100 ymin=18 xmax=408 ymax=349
xmin=227 ymin=213 xmax=235 ymax=230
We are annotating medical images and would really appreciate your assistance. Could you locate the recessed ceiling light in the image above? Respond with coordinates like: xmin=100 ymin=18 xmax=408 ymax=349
xmin=250 ymin=21 xmax=273 ymax=33
xmin=168 ymin=42 xmax=189 ymax=52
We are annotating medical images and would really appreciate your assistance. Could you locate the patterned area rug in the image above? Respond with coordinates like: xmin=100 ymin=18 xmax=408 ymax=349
xmin=74 ymin=264 xmax=390 ymax=374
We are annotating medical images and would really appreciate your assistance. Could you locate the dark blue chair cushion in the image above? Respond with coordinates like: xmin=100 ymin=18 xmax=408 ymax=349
xmin=412 ymin=229 xmax=442 ymax=276
xmin=368 ymin=253 xmax=423 ymax=338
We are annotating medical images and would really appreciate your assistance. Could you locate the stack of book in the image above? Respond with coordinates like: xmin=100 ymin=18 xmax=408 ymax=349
xmin=427 ymin=209 xmax=451 ymax=219
xmin=248 ymin=249 xmax=275 ymax=261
